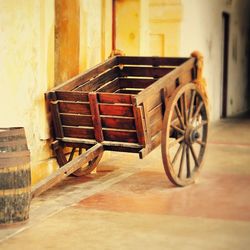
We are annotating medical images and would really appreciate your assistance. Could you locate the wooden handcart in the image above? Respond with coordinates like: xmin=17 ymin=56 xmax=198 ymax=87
xmin=34 ymin=51 xmax=208 ymax=197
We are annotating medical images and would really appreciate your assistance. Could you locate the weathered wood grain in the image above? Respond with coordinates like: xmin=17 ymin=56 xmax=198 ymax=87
xmin=99 ymin=104 xmax=134 ymax=117
xmin=60 ymin=114 xmax=93 ymax=127
xmin=58 ymin=102 xmax=91 ymax=115
xmin=88 ymin=93 xmax=104 ymax=142
xmin=63 ymin=126 xmax=95 ymax=139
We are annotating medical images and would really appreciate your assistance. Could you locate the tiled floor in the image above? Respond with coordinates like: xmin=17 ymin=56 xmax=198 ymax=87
xmin=0 ymin=116 xmax=250 ymax=250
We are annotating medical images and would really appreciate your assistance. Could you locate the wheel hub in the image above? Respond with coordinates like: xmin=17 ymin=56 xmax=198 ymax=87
xmin=184 ymin=125 xmax=200 ymax=145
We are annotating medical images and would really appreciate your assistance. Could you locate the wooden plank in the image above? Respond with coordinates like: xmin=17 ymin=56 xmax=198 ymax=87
xmin=101 ymin=117 xmax=136 ymax=130
xmin=96 ymin=78 xmax=120 ymax=92
xmin=140 ymin=101 xmax=152 ymax=148
xmin=149 ymin=103 xmax=163 ymax=124
xmin=31 ymin=143 xmax=104 ymax=198
xmin=74 ymin=67 xmax=119 ymax=92
xmin=150 ymin=119 xmax=163 ymax=137
xmin=120 ymin=66 xmax=174 ymax=78
xmin=58 ymin=102 xmax=91 ymax=115
xmin=88 ymin=92 xmax=104 ymax=142
xmin=103 ymin=129 xmax=138 ymax=143
xmin=48 ymin=57 xmax=118 ymax=91
xmin=132 ymin=103 xmax=146 ymax=146
xmin=115 ymin=89 xmax=142 ymax=95
xmin=55 ymin=91 xmax=89 ymax=102
xmin=50 ymin=103 xmax=64 ymax=138
xmin=119 ymin=78 xmax=155 ymax=89
xmin=60 ymin=114 xmax=93 ymax=127
xmin=99 ymin=104 xmax=134 ymax=117
xmin=135 ymin=57 xmax=196 ymax=105
xmin=98 ymin=93 xmax=132 ymax=104
xmin=63 ymin=126 xmax=95 ymax=139
xmin=117 ymin=56 xmax=189 ymax=66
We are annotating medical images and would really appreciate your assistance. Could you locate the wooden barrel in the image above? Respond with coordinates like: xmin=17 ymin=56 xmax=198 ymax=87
xmin=0 ymin=127 xmax=31 ymax=225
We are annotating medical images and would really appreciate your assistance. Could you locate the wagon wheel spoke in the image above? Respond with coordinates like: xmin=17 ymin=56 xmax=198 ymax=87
xmin=180 ymin=93 xmax=187 ymax=125
xmin=190 ymin=143 xmax=199 ymax=167
xmin=188 ymin=90 xmax=196 ymax=122
xmin=195 ymin=140 xmax=205 ymax=146
xmin=174 ymin=105 xmax=185 ymax=129
xmin=79 ymin=147 xmax=82 ymax=155
xmin=186 ymin=145 xmax=191 ymax=178
xmin=191 ymin=101 xmax=204 ymax=123
xmin=172 ymin=143 xmax=183 ymax=165
xmin=68 ymin=147 xmax=76 ymax=162
xmin=195 ymin=120 xmax=208 ymax=130
xmin=169 ymin=136 xmax=184 ymax=148
xmin=178 ymin=144 xmax=186 ymax=177
xmin=170 ymin=123 xmax=185 ymax=134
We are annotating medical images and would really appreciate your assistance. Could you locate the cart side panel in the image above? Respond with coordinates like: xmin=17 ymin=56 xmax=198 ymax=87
xmin=97 ymin=93 xmax=140 ymax=144
xmin=136 ymin=57 xmax=197 ymax=158
xmin=48 ymin=91 xmax=95 ymax=141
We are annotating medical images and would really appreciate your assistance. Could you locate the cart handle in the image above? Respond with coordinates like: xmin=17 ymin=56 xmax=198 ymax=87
xmin=31 ymin=143 xmax=104 ymax=198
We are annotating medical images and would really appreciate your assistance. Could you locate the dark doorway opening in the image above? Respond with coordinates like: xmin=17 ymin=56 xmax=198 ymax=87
xmin=221 ymin=12 xmax=230 ymax=118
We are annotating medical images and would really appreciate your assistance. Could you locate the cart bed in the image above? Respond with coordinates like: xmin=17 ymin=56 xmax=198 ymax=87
xmin=47 ymin=55 xmax=197 ymax=157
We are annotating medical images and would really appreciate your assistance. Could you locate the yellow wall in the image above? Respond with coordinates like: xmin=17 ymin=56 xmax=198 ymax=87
xmin=149 ymin=0 xmax=182 ymax=56
xmin=55 ymin=0 xmax=80 ymax=85
xmin=0 ymin=0 xmax=55 ymax=176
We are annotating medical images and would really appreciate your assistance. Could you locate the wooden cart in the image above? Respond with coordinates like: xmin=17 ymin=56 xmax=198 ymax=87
xmin=40 ymin=51 xmax=208 ymax=196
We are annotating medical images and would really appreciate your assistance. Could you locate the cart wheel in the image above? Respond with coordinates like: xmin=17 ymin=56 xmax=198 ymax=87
xmin=52 ymin=143 xmax=103 ymax=176
xmin=161 ymin=83 xmax=209 ymax=186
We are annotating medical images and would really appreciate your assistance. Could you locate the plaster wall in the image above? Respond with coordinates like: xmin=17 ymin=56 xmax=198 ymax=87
xmin=0 ymin=0 xmax=54 ymax=168
xmin=180 ymin=0 xmax=250 ymax=120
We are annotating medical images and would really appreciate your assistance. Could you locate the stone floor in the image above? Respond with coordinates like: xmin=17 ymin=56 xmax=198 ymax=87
xmin=0 ymin=116 xmax=250 ymax=250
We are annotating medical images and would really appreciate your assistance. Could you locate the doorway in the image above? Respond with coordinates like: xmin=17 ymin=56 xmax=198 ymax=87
xmin=112 ymin=0 xmax=140 ymax=55
xmin=221 ymin=12 xmax=230 ymax=118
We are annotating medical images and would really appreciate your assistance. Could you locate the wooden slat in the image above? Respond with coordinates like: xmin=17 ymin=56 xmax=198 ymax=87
xmin=74 ymin=67 xmax=119 ymax=92
xmin=103 ymin=129 xmax=138 ymax=143
xmin=119 ymin=78 xmax=155 ymax=89
xmin=117 ymin=56 xmax=189 ymax=66
xmin=88 ymin=92 xmax=104 ymax=142
xmin=58 ymin=102 xmax=91 ymax=115
xmin=140 ymin=101 xmax=152 ymax=148
xmin=60 ymin=114 xmax=93 ymax=127
xmin=99 ymin=104 xmax=134 ymax=117
xmin=96 ymin=78 xmax=120 ymax=92
xmin=120 ymin=66 xmax=174 ymax=78
xmin=101 ymin=117 xmax=136 ymax=130
xmin=132 ymin=103 xmax=146 ymax=146
xmin=63 ymin=126 xmax=95 ymax=139
xmin=115 ymin=89 xmax=142 ymax=95
xmin=55 ymin=91 xmax=89 ymax=102
xmin=98 ymin=93 xmax=132 ymax=104
xmin=48 ymin=57 xmax=118 ymax=91
xmin=51 ymin=103 xmax=64 ymax=138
